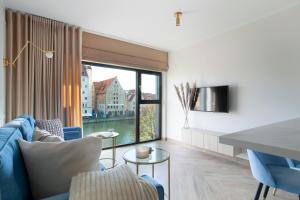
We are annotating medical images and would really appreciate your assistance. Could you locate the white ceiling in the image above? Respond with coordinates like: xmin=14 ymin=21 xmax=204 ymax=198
xmin=4 ymin=0 xmax=300 ymax=51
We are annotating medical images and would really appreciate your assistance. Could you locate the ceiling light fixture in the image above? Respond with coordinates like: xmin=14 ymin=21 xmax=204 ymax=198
xmin=174 ymin=11 xmax=182 ymax=26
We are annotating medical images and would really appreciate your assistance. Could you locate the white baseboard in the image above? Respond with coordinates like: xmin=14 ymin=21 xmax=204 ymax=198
xmin=165 ymin=137 xmax=250 ymax=166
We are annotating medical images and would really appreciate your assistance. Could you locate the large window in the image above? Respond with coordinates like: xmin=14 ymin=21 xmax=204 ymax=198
xmin=81 ymin=62 xmax=162 ymax=148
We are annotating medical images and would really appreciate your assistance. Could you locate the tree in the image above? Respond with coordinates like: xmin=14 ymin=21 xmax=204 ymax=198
xmin=140 ymin=105 xmax=157 ymax=141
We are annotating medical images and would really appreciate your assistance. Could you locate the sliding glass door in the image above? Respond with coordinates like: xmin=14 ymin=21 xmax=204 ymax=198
xmin=81 ymin=62 xmax=161 ymax=148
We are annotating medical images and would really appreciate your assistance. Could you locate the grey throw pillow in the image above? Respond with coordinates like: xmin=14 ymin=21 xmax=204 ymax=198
xmin=18 ymin=136 xmax=102 ymax=200
xmin=36 ymin=119 xmax=64 ymax=138
xmin=33 ymin=127 xmax=64 ymax=142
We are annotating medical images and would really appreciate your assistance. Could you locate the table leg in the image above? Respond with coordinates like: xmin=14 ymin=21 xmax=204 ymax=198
xmin=136 ymin=164 xmax=139 ymax=175
xmin=168 ymin=158 xmax=170 ymax=200
xmin=152 ymin=164 xmax=154 ymax=178
xmin=112 ymin=137 xmax=116 ymax=168
xmin=125 ymin=160 xmax=127 ymax=164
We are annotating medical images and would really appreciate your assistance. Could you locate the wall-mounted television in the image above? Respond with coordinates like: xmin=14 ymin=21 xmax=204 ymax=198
xmin=190 ymin=86 xmax=229 ymax=113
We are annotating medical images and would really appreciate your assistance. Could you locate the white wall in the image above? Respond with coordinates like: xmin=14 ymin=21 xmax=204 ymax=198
xmin=167 ymin=5 xmax=300 ymax=140
xmin=0 ymin=0 xmax=5 ymax=126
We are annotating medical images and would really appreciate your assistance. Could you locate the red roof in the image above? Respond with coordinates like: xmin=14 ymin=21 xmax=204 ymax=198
xmin=93 ymin=77 xmax=117 ymax=105
xmin=93 ymin=77 xmax=117 ymax=94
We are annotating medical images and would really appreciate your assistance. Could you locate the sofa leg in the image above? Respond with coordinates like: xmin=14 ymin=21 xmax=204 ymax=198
xmin=262 ymin=186 xmax=269 ymax=200
xmin=254 ymin=183 xmax=263 ymax=200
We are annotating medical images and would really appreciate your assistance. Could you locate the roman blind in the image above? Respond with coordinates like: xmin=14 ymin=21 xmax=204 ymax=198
xmin=82 ymin=32 xmax=168 ymax=71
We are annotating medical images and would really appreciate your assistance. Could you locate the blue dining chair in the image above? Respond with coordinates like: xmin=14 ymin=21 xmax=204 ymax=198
xmin=247 ymin=149 xmax=300 ymax=200
xmin=269 ymin=158 xmax=300 ymax=197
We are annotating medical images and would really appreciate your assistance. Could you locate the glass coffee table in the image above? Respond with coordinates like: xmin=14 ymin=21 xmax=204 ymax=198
xmin=123 ymin=147 xmax=171 ymax=199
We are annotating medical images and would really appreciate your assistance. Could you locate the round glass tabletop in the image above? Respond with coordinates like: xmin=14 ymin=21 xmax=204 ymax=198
xmin=89 ymin=131 xmax=119 ymax=139
xmin=123 ymin=147 xmax=170 ymax=164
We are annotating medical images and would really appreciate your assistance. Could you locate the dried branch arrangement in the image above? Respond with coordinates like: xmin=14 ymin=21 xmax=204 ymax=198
xmin=174 ymin=82 xmax=197 ymax=128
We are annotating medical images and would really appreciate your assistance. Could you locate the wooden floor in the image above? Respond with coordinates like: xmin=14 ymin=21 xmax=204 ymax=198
xmin=101 ymin=140 xmax=296 ymax=200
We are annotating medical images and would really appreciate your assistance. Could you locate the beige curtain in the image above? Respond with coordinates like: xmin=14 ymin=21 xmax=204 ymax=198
xmin=5 ymin=10 xmax=82 ymax=126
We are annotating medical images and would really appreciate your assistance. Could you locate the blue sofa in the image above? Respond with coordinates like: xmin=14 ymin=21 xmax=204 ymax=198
xmin=0 ymin=115 xmax=164 ymax=200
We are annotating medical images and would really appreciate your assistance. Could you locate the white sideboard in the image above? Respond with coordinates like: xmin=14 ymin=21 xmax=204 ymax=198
xmin=181 ymin=128 xmax=243 ymax=157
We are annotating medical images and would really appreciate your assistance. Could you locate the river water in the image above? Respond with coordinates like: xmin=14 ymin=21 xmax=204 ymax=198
xmin=82 ymin=119 xmax=136 ymax=148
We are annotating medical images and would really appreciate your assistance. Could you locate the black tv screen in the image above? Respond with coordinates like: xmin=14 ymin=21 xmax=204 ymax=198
xmin=191 ymin=86 xmax=229 ymax=112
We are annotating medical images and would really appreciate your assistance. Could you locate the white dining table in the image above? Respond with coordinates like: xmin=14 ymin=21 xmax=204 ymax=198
xmin=219 ymin=118 xmax=300 ymax=161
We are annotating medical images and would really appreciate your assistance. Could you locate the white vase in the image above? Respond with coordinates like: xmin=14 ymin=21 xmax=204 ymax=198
xmin=183 ymin=114 xmax=190 ymax=129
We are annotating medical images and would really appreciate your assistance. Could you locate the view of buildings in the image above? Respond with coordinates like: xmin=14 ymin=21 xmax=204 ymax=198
xmin=81 ymin=65 xmax=135 ymax=119
xmin=93 ymin=77 xmax=127 ymax=118
xmin=81 ymin=66 xmax=93 ymax=116
xmin=81 ymin=65 xmax=155 ymax=119
xmin=81 ymin=65 xmax=159 ymax=146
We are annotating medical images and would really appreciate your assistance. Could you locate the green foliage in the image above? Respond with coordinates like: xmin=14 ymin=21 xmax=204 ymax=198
xmin=140 ymin=105 xmax=157 ymax=141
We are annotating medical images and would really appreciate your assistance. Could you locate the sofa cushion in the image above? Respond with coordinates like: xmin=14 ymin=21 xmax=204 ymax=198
xmin=4 ymin=118 xmax=34 ymax=141
xmin=36 ymin=119 xmax=64 ymax=138
xmin=33 ymin=127 xmax=64 ymax=142
xmin=18 ymin=136 xmax=102 ymax=200
xmin=0 ymin=128 xmax=31 ymax=200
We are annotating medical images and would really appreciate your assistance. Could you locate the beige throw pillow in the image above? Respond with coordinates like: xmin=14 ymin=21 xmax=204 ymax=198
xmin=33 ymin=127 xmax=64 ymax=142
xmin=18 ymin=136 xmax=102 ymax=200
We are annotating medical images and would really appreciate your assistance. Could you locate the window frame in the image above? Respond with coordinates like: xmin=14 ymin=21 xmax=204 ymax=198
xmin=137 ymin=71 xmax=162 ymax=143
xmin=82 ymin=61 xmax=162 ymax=149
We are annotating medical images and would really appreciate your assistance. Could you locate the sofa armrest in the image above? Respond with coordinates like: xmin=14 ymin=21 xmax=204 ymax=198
xmin=140 ymin=175 xmax=164 ymax=200
xmin=63 ymin=126 xmax=82 ymax=141
xmin=97 ymin=166 xmax=163 ymax=199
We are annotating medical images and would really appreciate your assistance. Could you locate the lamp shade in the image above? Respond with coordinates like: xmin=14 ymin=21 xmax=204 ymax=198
xmin=45 ymin=51 xmax=53 ymax=59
